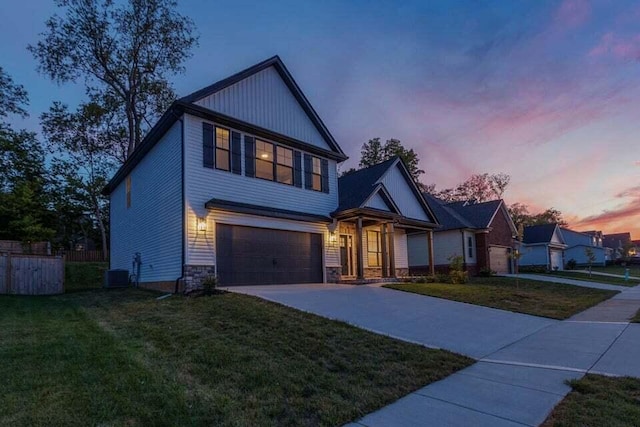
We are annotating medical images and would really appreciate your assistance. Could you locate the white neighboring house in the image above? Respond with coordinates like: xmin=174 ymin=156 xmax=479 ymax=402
xmin=103 ymin=56 xmax=439 ymax=292
xmin=519 ymin=223 xmax=567 ymax=271
xmin=561 ymin=228 xmax=606 ymax=267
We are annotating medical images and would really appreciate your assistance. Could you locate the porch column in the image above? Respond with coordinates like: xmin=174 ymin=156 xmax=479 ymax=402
xmin=428 ymin=230 xmax=435 ymax=276
xmin=356 ymin=217 xmax=364 ymax=279
xmin=380 ymin=223 xmax=388 ymax=277
xmin=388 ymin=222 xmax=396 ymax=278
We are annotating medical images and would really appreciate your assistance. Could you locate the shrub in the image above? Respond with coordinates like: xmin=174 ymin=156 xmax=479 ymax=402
xmin=448 ymin=255 xmax=468 ymax=284
xmin=435 ymin=273 xmax=450 ymax=283
xmin=566 ymin=259 xmax=577 ymax=270
xmin=201 ymin=275 xmax=218 ymax=296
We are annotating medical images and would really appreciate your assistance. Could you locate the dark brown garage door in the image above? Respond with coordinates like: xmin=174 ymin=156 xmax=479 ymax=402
xmin=216 ymin=224 xmax=323 ymax=286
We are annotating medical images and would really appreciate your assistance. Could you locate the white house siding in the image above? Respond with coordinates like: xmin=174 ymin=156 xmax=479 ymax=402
xmin=408 ymin=233 xmax=429 ymax=266
xmin=183 ymin=113 xmax=339 ymax=268
xmin=194 ymin=66 xmax=330 ymax=151
xmin=378 ymin=164 xmax=429 ymax=221
xmin=519 ymin=245 xmax=549 ymax=266
xmin=364 ymin=192 xmax=391 ymax=211
xmin=433 ymin=230 xmax=465 ymax=265
xmin=551 ymin=228 xmax=564 ymax=244
xmin=565 ymin=246 xmax=606 ymax=266
xmin=110 ymin=121 xmax=182 ymax=283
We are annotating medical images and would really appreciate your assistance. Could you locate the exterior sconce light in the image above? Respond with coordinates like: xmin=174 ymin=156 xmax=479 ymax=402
xmin=197 ymin=217 xmax=207 ymax=232
xmin=329 ymin=231 xmax=337 ymax=246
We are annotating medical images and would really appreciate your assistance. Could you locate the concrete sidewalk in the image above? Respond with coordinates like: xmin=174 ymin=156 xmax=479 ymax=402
xmin=502 ymin=273 xmax=633 ymax=291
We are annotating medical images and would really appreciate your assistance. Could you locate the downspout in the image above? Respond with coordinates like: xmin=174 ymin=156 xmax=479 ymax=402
xmin=175 ymin=113 xmax=186 ymax=293
xmin=460 ymin=230 xmax=466 ymax=268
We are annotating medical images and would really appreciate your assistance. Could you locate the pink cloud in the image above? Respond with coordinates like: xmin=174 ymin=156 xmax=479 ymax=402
xmin=555 ymin=0 xmax=591 ymax=28
xmin=572 ymin=184 xmax=640 ymax=239
xmin=589 ymin=33 xmax=640 ymax=60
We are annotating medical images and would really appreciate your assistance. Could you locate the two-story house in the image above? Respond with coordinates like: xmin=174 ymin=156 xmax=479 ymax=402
xmin=103 ymin=56 xmax=439 ymax=292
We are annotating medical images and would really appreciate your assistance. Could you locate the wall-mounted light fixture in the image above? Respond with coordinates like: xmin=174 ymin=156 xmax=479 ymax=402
xmin=328 ymin=231 xmax=337 ymax=246
xmin=197 ymin=217 xmax=207 ymax=232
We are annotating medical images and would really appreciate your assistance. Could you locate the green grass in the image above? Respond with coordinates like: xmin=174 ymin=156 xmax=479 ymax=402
xmin=64 ymin=262 xmax=108 ymax=292
xmin=385 ymin=277 xmax=618 ymax=319
xmin=545 ymin=271 xmax=639 ymax=286
xmin=590 ymin=265 xmax=640 ymax=277
xmin=0 ymin=289 xmax=472 ymax=426
xmin=542 ymin=374 xmax=640 ymax=426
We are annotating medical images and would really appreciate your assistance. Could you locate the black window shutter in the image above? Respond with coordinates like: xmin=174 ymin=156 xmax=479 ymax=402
xmin=321 ymin=159 xmax=329 ymax=193
xmin=244 ymin=136 xmax=255 ymax=178
xmin=202 ymin=123 xmax=214 ymax=168
xmin=293 ymin=151 xmax=302 ymax=188
xmin=303 ymin=154 xmax=312 ymax=189
xmin=231 ymin=131 xmax=242 ymax=175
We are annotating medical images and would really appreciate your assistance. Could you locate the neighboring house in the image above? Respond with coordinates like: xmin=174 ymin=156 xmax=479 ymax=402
xmin=603 ymin=232 xmax=633 ymax=259
xmin=103 ymin=56 xmax=439 ymax=292
xmin=408 ymin=196 xmax=517 ymax=275
xmin=334 ymin=158 xmax=439 ymax=281
xmin=561 ymin=228 xmax=606 ymax=267
xmin=519 ymin=224 xmax=567 ymax=271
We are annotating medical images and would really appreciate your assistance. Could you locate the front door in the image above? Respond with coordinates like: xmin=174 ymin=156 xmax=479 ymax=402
xmin=340 ymin=235 xmax=354 ymax=276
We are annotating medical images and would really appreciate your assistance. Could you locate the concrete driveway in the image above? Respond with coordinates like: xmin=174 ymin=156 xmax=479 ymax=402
xmin=226 ymin=283 xmax=555 ymax=359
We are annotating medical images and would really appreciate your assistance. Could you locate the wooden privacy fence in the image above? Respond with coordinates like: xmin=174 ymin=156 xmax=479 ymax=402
xmin=0 ymin=253 xmax=64 ymax=295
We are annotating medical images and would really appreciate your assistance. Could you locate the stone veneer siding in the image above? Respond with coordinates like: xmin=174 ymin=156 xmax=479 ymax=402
xmin=183 ymin=264 xmax=216 ymax=293
xmin=325 ymin=267 xmax=341 ymax=283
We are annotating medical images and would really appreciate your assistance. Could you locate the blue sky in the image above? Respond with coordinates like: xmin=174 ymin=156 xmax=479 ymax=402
xmin=1 ymin=0 xmax=639 ymax=237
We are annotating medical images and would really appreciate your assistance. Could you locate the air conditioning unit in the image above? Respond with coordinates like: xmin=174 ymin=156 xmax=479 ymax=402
xmin=104 ymin=269 xmax=130 ymax=288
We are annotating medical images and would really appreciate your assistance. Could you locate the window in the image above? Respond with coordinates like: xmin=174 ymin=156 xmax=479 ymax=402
xmin=311 ymin=156 xmax=322 ymax=191
xmin=367 ymin=230 xmax=382 ymax=267
xmin=255 ymin=139 xmax=274 ymax=181
xmin=468 ymin=236 xmax=473 ymax=258
xmin=215 ymin=127 xmax=230 ymax=171
xmin=276 ymin=146 xmax=293 ymax=185
xmin=126 ymin=176 xmax=131 ymax=208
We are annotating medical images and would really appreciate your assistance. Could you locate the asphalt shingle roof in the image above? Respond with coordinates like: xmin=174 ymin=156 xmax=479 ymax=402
xmin=523 ymin=223 xmax=558 ymax=244
xmin=446 ymin=200 xmax=502 ymax=229
xmin=336 ymin=157 xmax=397 ymax=212
xmin=422 ymin=194 xmax=471 ymax=230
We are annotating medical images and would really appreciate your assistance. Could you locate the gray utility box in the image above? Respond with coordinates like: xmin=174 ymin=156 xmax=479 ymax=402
xmin=104 ymin=269 xmax=130 ymax=288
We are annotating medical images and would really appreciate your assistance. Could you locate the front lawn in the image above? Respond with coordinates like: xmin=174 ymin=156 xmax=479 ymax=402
xmin=385 ymin=277 xmax=617 ymax=319
xmin=0 ymin=289 xmax=472 ymax=426
xmin=542 ymin=374 xmax=640 ymax=426
xmin=546 ymin=271 xmax=639 ymax=286
xmin=590 ymin=265 xmax=640 ymax=277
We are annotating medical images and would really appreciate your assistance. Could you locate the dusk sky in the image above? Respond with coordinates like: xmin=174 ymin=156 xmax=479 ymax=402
xmin=1 ymin=0 xmax=638 ymax=238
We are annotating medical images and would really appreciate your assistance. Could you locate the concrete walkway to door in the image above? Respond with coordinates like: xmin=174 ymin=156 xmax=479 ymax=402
xmin=226 ymin=283 xmax=640 ymax=426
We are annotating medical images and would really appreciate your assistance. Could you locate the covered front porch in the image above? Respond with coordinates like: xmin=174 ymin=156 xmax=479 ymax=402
xmin=331 ymin=208 xmax=436 ymax=283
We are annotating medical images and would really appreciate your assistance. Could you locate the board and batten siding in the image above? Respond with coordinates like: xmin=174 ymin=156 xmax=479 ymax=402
xmin=364 ymin=192 xmax=391 ymax=211
xmin=378 ymin=164 xmax=429 ymax=221
xmin=110 ymin=121 xmax=183 ymax=283
xmin=194 ymin=66 xmax=330 ymax=151
xmin=183 ymin=113 xmax=339 ymax=268
xmin=408 ymin=233 xmax=430 ymax=267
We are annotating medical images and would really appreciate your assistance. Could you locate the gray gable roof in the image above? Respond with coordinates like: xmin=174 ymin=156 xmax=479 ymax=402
xmin=447 ymin=200 xmax=503 ymax=229
xmin=336 ymin=158 xmax=398 ymax=212
xmin=422 ymin=194 xmax=471 ymax=230
xmin=523 ymin=223 xmax=559 ymax=244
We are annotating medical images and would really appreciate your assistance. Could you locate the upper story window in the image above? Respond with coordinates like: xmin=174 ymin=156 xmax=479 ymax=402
xmin=126 ymin=176 xmax=132 ymax=208
xmin=276 ymin=146 xmax=293 ymax=185
xmin=367 ymin=230 xmax=382 ymax=267
xmin=215 ymin=127 xmax=230 ymax=171
xmin=256 ymin=139 xmax=274 ymax=181
xmin=311 ymin=157 xmax=322 ymax=191
xmin=468 ymin=236 xmax=473 ymax=258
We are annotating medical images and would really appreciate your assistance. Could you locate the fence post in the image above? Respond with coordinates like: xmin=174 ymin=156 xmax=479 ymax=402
xmin=5 ymin=252 xmax=11 ymax=294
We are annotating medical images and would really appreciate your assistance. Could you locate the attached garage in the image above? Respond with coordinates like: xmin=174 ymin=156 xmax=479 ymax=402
xmin=216 ymin=224 xmax=323 ymax=286
xmin=550 ymin=249 xmax=563 ymax=271
xmin=489 ymin=246 xmax=511 ymax=274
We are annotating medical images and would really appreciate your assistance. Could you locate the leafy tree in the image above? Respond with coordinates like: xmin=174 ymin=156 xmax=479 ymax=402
xmin=359 ymin=137 xmax=425 ymax=183
xmin=507 ymin=203 xmax=531 ymax=230
xmin=434 ymin=173 xmax=511 ymax=203
xmin=29 ymin=0 xmax=198 ymax=159
xmin=41 ymin=102 xmax=117 ymax=258
xmin=508 ymin=203 xmax=568 ymax=229
xmin=584 ymin=247 xmax=596 ymax=277
xmin=0 ymin=67 xmax=28 ymax=119
xmin=531 ymin=208 xmax=567 ymax=227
